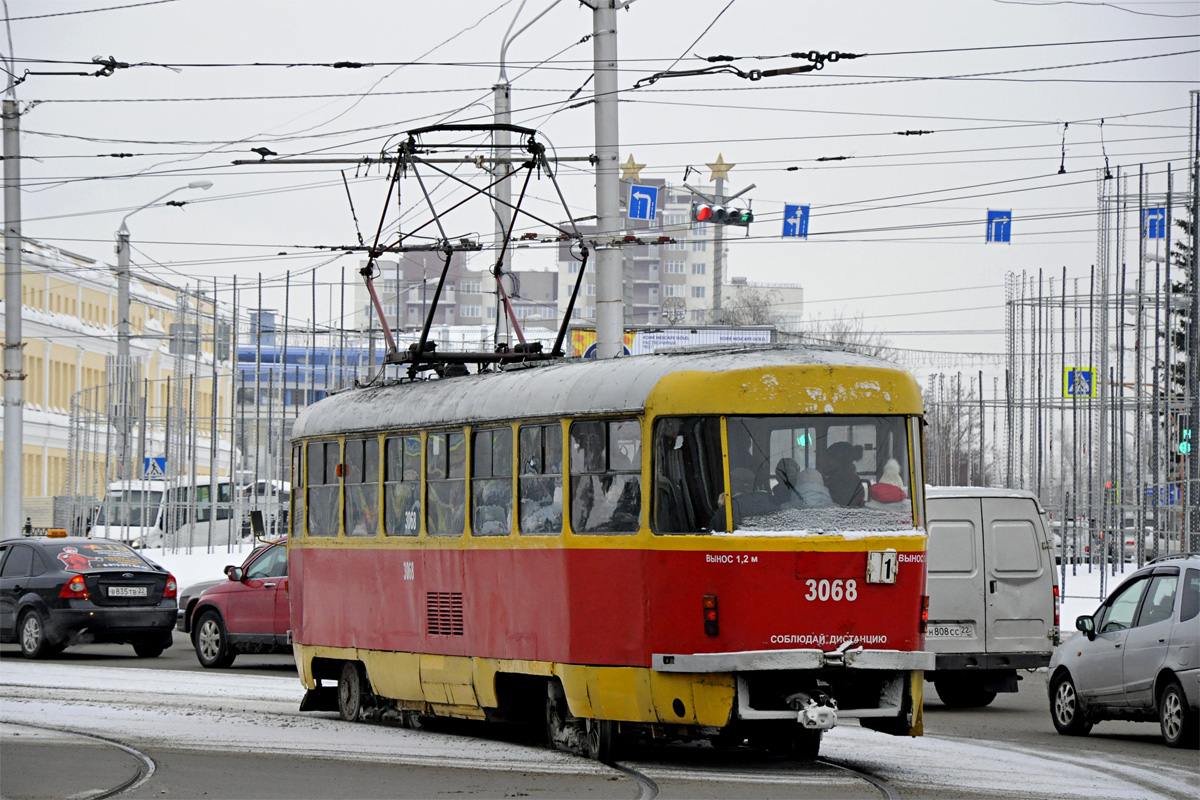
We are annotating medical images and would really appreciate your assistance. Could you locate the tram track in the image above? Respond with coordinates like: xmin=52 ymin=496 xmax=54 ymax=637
xmin=977 ymin=738 xmax=1196 ymax=800
xmin=609 ymin=751 xmax=900 ymax=800
xmin=819 ymin=756 xmax=901 ymax=799
xmin=0 ymin=719 xmax=156 ymax=799
xmin=608 ymin=761 xmax=661 ymax=800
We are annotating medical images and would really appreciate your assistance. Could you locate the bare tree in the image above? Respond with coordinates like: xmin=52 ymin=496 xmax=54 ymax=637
xmin=782 ymin=313 xmax=900 ymax=361
xmin=924 ymin=372 xmax=994 ymax=487
xmin=713 ymin=284 xmax=783 ymax=326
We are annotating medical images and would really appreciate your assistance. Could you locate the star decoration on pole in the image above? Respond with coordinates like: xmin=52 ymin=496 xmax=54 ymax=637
xmin=706 ymin=154 xmax=735 ymax=182
xmin=620 ymin=154 xmax=646 ymax=182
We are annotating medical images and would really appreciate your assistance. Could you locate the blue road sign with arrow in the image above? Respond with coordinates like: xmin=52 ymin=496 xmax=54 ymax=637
xmin=987 ymin=210 xmax=1012 ymax=243
xmin=627 ymin=184 xmax=658 ymax=221
xmin=783 ymin=204 xmax=810 ymax=238
xmin=1142 ymin=207 xmax=1166 ymax=239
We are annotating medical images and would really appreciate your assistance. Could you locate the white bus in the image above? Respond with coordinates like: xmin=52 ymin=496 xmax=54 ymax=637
xmin=90 ymin=478 xmax=238 ymax=549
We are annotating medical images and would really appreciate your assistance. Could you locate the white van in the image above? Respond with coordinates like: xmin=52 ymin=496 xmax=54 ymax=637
xmin=925 ymin=487 xmax=1060 ymax=707
xmin=90 ymin=478 xmax=237 ymax=549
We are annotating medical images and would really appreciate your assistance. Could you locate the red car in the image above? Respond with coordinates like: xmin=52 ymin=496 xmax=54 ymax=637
xmin=189 ymin=540 xmax=288 ymax=668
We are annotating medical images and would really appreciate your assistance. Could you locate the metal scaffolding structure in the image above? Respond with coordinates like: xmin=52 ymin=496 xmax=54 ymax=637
xmin=924 ymin=159 xmax=1198 ymax=582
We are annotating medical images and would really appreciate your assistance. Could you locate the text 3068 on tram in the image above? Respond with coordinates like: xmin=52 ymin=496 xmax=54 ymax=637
xmin=287 ymin=345 xmax=933 ymax=759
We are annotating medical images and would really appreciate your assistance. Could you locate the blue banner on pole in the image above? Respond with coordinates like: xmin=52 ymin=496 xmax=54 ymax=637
xmin=986 ymin=210 xmax=1012 ymax=243
xmin=783 ymin=204 xmax=810 ymax=238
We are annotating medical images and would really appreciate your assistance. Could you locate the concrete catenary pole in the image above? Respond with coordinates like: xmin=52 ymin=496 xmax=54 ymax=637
xmin=3 ymin=98 xmax=23 ymax=533
xmin=591 ymin=1 xmax=623 ymax=359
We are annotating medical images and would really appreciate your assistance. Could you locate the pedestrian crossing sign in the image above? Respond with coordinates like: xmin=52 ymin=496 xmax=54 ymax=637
xmin=1063 ymin=368 xmax=1095 ymax=398
xmin=143 ymin=457 xmax=166 ymax=478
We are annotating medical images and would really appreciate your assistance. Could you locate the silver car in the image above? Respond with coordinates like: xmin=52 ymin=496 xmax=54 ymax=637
xmin=1048 ymin=554 xmax=1200 ymax=747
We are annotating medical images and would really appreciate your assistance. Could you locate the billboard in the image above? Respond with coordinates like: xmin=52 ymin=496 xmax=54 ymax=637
xmin=569 ymin=326 xmax=775 ymax=358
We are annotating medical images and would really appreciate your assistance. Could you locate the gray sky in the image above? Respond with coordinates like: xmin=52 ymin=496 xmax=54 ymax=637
xmin=5 ymin=0 xmax=1197 ymax=373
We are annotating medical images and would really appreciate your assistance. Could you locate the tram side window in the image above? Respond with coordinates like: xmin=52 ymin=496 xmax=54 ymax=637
xmin=652 ymin=417 xmax=723 ymax=534
xmin=569 ymin=419 xmax=641 ymax=534
xmin=472 ymin=427 xmax=513 ymax=536
xmin=306 ymin=440 xmax=339 ymax=537
xmin=426 ymin=430 xmax=466 ymax=536
xmin=344 ymin=437 xmax=379 ymax=537
xmin=384 ymin=435 xmax=421 ymax=536
xmin=519 ymin=423 xmax=563 ymax=535
xmin=291 ymin=445 xmax=305 ymax=538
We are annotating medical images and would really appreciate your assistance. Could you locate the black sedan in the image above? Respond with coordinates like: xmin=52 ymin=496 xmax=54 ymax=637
xmin=0 ymin=535 xmax=178 ymax=658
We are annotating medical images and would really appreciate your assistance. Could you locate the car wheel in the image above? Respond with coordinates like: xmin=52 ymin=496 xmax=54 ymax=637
xmin=193 ymin=610 xmax=237 ymax=668
xmin=133 ymin=639 xmax=165 ymax=658
xmin=338 ymin=661 xmax=367 ymax=722
xmin=18 ymin=610 xmax=61 ymax=659
xmin=1159 ymin=679 xmax=1199 ymax=748
xmin=1050 ymin=671 xmax=1093 ymax=736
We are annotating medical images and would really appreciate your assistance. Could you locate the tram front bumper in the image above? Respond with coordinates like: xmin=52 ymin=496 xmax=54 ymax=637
xmin=653 ymin=646 xmax=932 ymax=727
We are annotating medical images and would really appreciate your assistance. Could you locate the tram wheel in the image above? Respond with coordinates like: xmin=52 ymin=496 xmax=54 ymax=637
xmin=788 ymin=728 xmax=822 ymax=760
xmin=585 ymin=718 xmax=619 ymax=762
xmin=545 ymin=682 xmax=574 ymax=752
xmin=338 ymin=661 xmax=367 ymax=722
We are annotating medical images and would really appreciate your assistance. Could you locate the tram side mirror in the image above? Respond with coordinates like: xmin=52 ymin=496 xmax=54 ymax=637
xmin=225 ymin=565 xmax=244 ymax=582
xmin=1076 ymin=615 xmax=1095 ymax=641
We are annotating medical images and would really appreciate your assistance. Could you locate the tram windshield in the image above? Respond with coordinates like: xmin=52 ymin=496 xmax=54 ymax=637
xmin=652 ymin=415 xmax=921 ymax=535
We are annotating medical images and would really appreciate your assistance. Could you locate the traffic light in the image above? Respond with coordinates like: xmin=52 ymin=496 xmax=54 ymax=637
xmin=691 ymin=202 xmax=753 ymax=227
xmin=1179 ymin=413 xmax=1192 ymax=456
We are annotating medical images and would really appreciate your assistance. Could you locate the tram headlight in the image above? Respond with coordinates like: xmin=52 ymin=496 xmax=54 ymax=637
xmin=703 ymin=594 xmax=719 ymax=636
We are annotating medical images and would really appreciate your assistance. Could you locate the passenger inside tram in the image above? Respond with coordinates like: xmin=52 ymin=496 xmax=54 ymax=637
xmin=821 ymin=441 xmax=866 ymax=507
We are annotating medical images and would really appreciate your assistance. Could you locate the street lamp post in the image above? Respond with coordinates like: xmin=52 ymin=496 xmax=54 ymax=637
xmin=116 ymin=180 xmax=213 ymax=360
xmin=112 ymin=180 xmax=213 ymax=478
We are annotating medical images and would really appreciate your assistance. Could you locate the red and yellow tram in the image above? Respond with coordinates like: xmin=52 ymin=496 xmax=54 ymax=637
xmin=288 ymin=345 xmax=932 ymax=759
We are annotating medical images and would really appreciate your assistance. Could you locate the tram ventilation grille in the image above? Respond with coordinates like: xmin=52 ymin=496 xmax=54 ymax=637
xmin=426 ymin=592 xmax=464 ymax=636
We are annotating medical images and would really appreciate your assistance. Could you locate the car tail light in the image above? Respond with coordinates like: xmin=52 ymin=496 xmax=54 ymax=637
xmin=703 ymin=594 xmax=719 ymax=636
xmin=59 ymin=574 xmax=89 ymax=599
xmin=1053 ymin=584 xmax=1060 ymax=628
xmin=164 ymin=574 xmax=178 ymax=599
xmin=919 ymin=595 xmax=929 ymax=634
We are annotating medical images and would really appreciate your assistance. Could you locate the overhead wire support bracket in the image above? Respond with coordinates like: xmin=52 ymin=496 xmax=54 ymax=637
xmin=634 ymin=50 xmax=861 ymax=88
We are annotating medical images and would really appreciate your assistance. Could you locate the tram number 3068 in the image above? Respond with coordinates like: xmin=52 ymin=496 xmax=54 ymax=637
xmin=804 ymin=578 xmax=858 ymax=602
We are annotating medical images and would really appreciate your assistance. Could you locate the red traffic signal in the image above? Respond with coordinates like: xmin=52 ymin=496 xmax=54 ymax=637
xmin=690 ymin=201 xmax=752 ymax=226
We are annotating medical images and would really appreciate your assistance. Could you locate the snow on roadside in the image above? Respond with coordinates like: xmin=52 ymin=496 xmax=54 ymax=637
xmin=1 ymin=662 xmax=1189 ymax=799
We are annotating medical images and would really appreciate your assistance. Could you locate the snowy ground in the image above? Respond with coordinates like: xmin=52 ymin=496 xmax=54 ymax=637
xmin=2 ymin=546 xmax=1193 ymax=798
xmin=2 ymin=661 xmax=1194 ymax=799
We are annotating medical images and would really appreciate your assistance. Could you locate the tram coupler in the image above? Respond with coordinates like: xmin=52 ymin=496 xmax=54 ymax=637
xmin=786 ymin=690 xmax=838 ymax=730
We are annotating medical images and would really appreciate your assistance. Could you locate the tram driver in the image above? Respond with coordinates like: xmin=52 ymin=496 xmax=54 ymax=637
xmin=709 ymin=467 xmax=777 ymax=532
